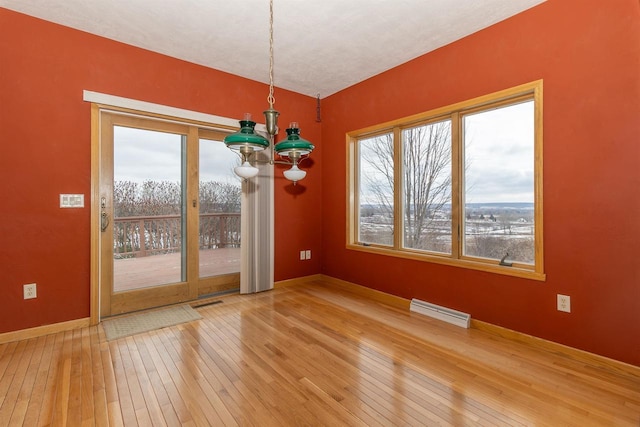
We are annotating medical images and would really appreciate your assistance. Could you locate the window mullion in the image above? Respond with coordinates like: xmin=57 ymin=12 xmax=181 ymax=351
xmin=450 ymin=112 xmax=462 ymax=259
xmin=393 ymin=127 xmax=402 ymax=250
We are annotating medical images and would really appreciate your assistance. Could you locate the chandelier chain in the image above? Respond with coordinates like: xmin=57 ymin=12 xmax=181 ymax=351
xmin=267 ymin=0 xmax=275 ymax=108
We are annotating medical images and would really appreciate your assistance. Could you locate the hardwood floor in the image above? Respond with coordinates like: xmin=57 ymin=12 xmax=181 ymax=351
xmin=1 ymin=277 xmax=639 ymax=426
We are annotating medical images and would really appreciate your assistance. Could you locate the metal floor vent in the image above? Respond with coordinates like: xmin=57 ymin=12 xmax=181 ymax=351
xmin=410 ymin=299 xmax=471 ymax=329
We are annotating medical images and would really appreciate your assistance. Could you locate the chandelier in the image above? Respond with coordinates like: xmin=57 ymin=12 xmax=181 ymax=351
xmin=223 ymin=0 xmax=314 ymax=183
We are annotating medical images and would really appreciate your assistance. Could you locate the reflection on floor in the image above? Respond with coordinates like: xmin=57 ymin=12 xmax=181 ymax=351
xmin=1 ymin=278 xmax=638 ymax=425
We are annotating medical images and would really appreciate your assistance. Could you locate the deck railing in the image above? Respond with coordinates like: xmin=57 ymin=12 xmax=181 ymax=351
xmin=113 ymin=213 xmax=240 ymax=258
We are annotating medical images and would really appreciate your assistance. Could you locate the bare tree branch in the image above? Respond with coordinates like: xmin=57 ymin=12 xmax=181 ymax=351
xmin=359 ymin=121 xmax=452 ymax=251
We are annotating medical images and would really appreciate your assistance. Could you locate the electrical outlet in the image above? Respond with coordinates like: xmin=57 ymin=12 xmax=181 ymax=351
xmin=300 ymin=250 xmax=306 ymax=260
xmin=24 ymin=283 xmax=37 ymax=299
xmin=557 ymin=294 xmax=570 ymax=313
xmin=305 ymin=250 xmax=311 ymax=260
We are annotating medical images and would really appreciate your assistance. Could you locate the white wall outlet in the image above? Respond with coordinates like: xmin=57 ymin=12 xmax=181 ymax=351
xmin=24 ymin=283 xmax=37 ymax=299
xmin=300 ymin=250 xmax=306 ymax=260
xmin=557 ymin=294 xmax=570 ymax=313
xmin=305 ymin=250 xmax=311 ymax=260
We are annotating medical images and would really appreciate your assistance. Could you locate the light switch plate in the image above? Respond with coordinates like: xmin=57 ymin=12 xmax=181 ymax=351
xmin=60 ymin=194 xmax=84 ymax=208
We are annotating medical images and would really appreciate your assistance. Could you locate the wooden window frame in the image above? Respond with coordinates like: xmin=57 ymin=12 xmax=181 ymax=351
xmin=347 ymin=80 xmax=545 ymax=281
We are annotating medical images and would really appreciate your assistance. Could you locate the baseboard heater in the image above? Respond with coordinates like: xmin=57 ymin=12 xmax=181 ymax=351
xmin=409 ymin=299 xmax=471 ymax=329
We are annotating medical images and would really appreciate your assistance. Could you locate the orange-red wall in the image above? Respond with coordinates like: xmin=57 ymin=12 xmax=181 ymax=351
xmin=1 ymin=1 xmax=639 ymax=367
xmin=322 ymin=0 xmax=640 ymax=366
xmin=0 ymin=8 xmax=322 ymax=332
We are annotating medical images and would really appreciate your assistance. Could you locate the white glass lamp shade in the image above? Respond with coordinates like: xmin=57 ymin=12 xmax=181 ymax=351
xmin=234 ymin=161 xmax=259 ymax=179
xmin=283 ymin=164 xmax=307 ymax=182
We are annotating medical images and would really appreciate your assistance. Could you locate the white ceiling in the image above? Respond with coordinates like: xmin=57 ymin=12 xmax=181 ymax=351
xmin=1 ymin=0 xmax=545 ymax=98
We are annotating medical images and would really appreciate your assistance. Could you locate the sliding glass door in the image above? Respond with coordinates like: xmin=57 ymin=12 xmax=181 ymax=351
xmin=99 ymin=113 xmax=239 ymax=317
xmin=197 ymin=131 xmax=242 ymax=296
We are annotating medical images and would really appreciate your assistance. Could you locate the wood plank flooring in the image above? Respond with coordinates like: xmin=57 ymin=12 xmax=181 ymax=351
xmin=1 ymin=278 xmax=639 ymax=426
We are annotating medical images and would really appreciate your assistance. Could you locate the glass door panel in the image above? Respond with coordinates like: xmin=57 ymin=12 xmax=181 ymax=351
xmin=99 ymin=113 xmax=240 ymax=316
xmin=112 ymin=126 xmax=187 ymax=292
xmin=198 ymin=138 xmax=241 ymax=279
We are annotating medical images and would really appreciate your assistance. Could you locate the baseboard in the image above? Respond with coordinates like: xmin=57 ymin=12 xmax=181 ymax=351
xmin=316 ymin=274 xmax=411 ymax=310
xmin=275 ymin=274 xmax=324 ymax=288
xmin=472 ymin=319 xmax=640 ymax=376
xmin=0 ymin=317 xmax=91 ymax=345
xmin=302 ymin=274 xmax=640 ymax=375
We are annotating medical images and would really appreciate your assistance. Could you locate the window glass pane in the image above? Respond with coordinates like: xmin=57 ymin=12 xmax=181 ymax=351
xmin=198 ymin=138 xmax=241 ymax=278
xmin=113 ymin=126 xmax=186 ymax=290
xmin=402 ymin=120 xmax=452 ymax=254
xmin=463 ymin=100 xmax=535 ymax=264
xmin=358 ymin=134 xmax=394 ymax=246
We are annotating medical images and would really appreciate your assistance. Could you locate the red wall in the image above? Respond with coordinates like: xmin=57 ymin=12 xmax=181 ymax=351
xmin=1 ymin=1 xmax=639 ymax=367
xmin=321 ymin=0 xmax=640 ymax=366
xmin=0 ymin=8 xmax=322 ymax=332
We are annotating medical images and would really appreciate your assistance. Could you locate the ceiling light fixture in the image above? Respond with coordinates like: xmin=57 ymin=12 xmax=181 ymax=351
xmin=223 ymin=0 xmax=314 ymax=184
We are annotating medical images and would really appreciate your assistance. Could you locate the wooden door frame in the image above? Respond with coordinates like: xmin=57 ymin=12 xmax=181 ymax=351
xmin=90 ymin=103 xmax=240 ymax=322
xmin=97 ymin=110 xmax=197 ymax=317
xmin=90 ymin=104 xmax=100 ymax=325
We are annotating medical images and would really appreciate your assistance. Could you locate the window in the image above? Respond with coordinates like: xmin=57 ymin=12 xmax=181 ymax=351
xmin=358 ymin=132 xmax=394 ymax=246
xmin=402 ymin=119 xmax=452 ymax=254
xmin=348 ymin=81 xmax=544 ymax=280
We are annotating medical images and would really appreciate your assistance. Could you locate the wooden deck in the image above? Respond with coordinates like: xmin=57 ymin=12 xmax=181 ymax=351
xmin=114 ymin=248 xmax=240 ymax=292
xmin=0 ymin=278 xmax=638 ymax=426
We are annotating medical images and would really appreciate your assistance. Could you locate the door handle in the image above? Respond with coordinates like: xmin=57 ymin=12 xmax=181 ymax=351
xmin=101 ymin=211 xmax=109 ymax=232
xmin=100 ymin=197 xmax=109 ymax=232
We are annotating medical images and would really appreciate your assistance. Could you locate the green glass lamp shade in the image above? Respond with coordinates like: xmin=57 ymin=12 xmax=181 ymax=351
xmin=274 ymin=126 xmax=315 ymax=157
xmin=224 ymin=120 xmax=269 ymax=151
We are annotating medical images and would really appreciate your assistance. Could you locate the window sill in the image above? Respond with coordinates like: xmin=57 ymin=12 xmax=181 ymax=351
xmin=347 ymin=243 xmax=546 ymax=281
